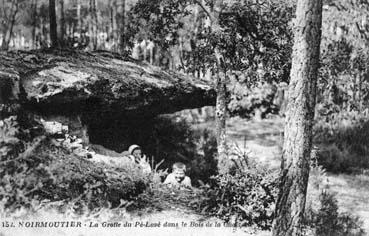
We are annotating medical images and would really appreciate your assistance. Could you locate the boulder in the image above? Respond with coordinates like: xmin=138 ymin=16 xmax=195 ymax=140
xmin=0 ymin=50 xmax=216 ymax=119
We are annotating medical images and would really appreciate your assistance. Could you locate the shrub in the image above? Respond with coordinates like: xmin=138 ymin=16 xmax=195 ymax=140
xmin=0 ymin=116 xmax=149 ymax=213
xmin=305 ymin=162 xmax=366 ymax=236
xmin=314 ymin=110 xmax=369 ymax=172
xmin=199 ymin=170 xmax=277 ymax=230
xmin=197 ymin=148 xmax=278 ymax=230
xmin=305 ymin=191 xmax=366 ymax=236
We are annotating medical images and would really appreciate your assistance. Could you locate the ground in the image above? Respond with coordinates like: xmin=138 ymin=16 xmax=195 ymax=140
xmin=226 ymin=116 xmax=369 ymax=233
xmin=2 ymin=116 xmax=368 ymax=236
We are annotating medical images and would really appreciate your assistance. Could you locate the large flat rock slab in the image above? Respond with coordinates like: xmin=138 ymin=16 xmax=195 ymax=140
xmin=0 ymin=50 xmax=215 ymax=118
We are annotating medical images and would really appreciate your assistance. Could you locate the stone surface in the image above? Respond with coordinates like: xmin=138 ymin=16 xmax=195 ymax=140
xmin=0 ymin=50 xmax=216 ymax=118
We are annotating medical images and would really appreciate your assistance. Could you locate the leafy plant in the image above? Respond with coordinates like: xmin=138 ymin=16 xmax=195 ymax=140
xmin=197 ymin=146 xmax=278 ymax=230
xmin=305 ymin=191 xmax=366 ymax=236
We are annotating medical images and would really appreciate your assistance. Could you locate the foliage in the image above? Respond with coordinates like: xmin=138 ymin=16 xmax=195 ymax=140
xmin=305 ymin=160 xmax=366 ymax=236
xmin=0 ymin=115 xmax=150 ymax=213
xmin=127 ymin=0 xmax=190 ymax=51
xmin=305 ymin=191 xmax=366 ymax=236
xmin=199 ymin=170 xmax=277 ymax=230
xmin=228 ymin=80 xmax=279 ymax=118
xmin=314 ymin=110 xmax=369 ymax=172
xmin=197 ymin=148 xmax=278 ymax=230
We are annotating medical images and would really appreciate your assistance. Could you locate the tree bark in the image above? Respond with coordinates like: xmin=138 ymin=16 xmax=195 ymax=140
xmin=32 ymin=0 xmax=38 ymax=49
xmin=59 ymin=0 xmax=65 ymax=44
xmin=49 ymin=0 xmax=58 ymax=48
xmin=109 ymin=0 xmax=114 ymax=42
xmin=5 ymin=1 xmax=18 ymax=50
xmin=1 ymin=0 xmax=19 ymax=50
xmin=89 ymin=0 xmax=98 ymax=50
xmin=215 ymin=70 xmax=229 ymax=174
xmin=271 ymin=0 xmax=322 ymax=236
xmin=116 ymin=0 xmax=126 ymax=53
xmin=76 ymin=0 xmax=81 ymax=37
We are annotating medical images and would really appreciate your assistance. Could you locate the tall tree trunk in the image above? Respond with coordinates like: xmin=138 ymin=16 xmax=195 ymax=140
xmin=116 ymin=0 xmax=126 ymax=53
xmin=215 ymin=70 xmax=229 ymax=174
xmin=1 ymin=0 xmax=19 ymax=50
xmin=111 ymin=0 xmax=118 ymax=52
xmin=32 ymin=0 xmax=38 ymax=49
xmin=271 ymin=0 xmax=322 ymax=235
xmin=59 ymin=0 xmax=65 ymax=45
xmin=212 ymin=0 xmax=231 ymax=174
xmin=49 ymin=0 xmax=58 ymax=48
xmin=109 ymin=0 xmax=114 ymax=43
xmin=89 ymin=0 xmax=98 ymax=50
xmin=4 ymin=0 xmax=18 ymax=49
xmin=76 ymin=0 xmax=81 ymax=37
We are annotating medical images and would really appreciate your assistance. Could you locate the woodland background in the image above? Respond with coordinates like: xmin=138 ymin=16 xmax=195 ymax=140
xmin=1 ymin=0 xmax=369 ymax=236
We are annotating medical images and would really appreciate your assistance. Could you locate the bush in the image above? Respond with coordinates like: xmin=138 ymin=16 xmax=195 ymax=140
xmin=314 ymin=110 xmax=369 ymax=172
xmin=0 ymin=115 xmax=149 ymax=213
xmin=199 ymin=171 xmax=277 ymax=230
xmin=305 ymin=162 xmax=366 ymax=236
xmin=197 ymin=148 xmax=278 ymax=230
xmin=305 ymin=191 xmax=365 ymax=236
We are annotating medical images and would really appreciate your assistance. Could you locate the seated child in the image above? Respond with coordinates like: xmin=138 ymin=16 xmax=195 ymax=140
xmin=127 ymin=144 xmax=152 ymax=174
xmin=164 ymin=162 xmax=192 ymax=188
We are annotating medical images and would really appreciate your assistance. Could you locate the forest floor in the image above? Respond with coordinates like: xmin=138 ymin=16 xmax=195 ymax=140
xmin=3 ymin=116 xmax=369 ymax=236
xmin=225 ymin=116 xmax=369 ymax=233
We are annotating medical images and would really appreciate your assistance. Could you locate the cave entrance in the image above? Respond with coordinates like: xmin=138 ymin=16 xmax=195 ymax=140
xmin=86 ymin=106 xmax=217 ymax=185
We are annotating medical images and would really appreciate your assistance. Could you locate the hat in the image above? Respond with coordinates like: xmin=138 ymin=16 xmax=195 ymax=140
xmin=128 ymin=144 xmax=141 ymax=155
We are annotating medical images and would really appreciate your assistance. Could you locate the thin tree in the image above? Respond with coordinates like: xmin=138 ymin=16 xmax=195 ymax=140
xmin=210 ymin=0 xmax=231 ymax=174
xmin=89 ymin=0 xmax=98 ymax=50
xmin=59 ymin=0 xmax=65 ymax=45
xmin=1 ymin=0 xmax=19 ymax=50
xmin=31 ymin=0 xmax=38 ymax=49
xmin=272 ymin=0 xmax=323 ymax=235
xmin=49 ymin=0 xmax=58 ymax=48
xmin=116 ymin=0 xmax=126 ymax=53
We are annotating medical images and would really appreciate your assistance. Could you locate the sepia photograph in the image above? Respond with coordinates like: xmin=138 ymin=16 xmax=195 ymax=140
xmin=0 ymin=0 xmax=368 ymax=235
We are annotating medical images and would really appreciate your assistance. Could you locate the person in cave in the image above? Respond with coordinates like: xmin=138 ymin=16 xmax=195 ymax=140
xmin=164 ymin=162 xmax=192 ymax=188
xmin=127 ymin=144 xmax=152 ymax=174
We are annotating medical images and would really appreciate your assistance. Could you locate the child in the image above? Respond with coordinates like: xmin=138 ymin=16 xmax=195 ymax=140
xmin=127 ymin=144 xmax=152 ymax=174
xmin=164 ymin=162 xmax=192 ymax=188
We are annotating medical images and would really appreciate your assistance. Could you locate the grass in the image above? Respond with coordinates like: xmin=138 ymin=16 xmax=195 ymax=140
xmin=222 ymin=116 xmax=369 ymax=234
xmin=3 ymin=114 xmax=368 ymax=236
xmin=325 ymin=173 xmax=369 ymax=233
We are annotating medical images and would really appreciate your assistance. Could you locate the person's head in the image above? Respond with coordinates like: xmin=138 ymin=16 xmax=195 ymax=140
xmin=172 ymin=162 xmax=186 ymax=183
xmin=128 ymin=144 xmax=142 ymax=160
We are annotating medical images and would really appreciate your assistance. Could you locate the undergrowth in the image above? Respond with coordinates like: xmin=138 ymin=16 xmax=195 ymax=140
xmin=314 ymin=110 xmax=369 ymax=173
xmin=0 ymin=114 xmax=366 ymax=236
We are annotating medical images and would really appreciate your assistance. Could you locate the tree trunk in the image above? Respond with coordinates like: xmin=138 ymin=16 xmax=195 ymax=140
xmin=32 ymin=0 xmax=38 ymax=49
xmin=4 ymin=0 xmax=18 ymax=50
xmin=271 ymin=0 xmax=322 ymax=236
xmin=1 ymin=0 xmax=19 ymax=50
xmin=109 ymin=0 xmax=114 ymax=42
xmin=89 ymin=0 xmax=98 ymax=50
xmin=215 ymin=70 xmax=229 ymax=174
xmin=59 ymin=0 xmax=65 ymax=44
xmin=76 ymin=0 xmax=81 ymax=37
xmin=116 ymin=0 xmax=126 ymax=53
xmin=49 ymin=0 xmax=58 ymax=48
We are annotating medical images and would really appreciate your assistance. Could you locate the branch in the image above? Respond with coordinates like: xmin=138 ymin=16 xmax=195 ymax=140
xmin=192 ymin=0 xmax=213 ymax=23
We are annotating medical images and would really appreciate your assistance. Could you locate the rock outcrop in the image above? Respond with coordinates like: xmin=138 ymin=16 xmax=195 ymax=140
xmin=0 ymin=49 xmax=216 ymax=153
xmin=0 ymin=49 xmax=215 ymax=119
